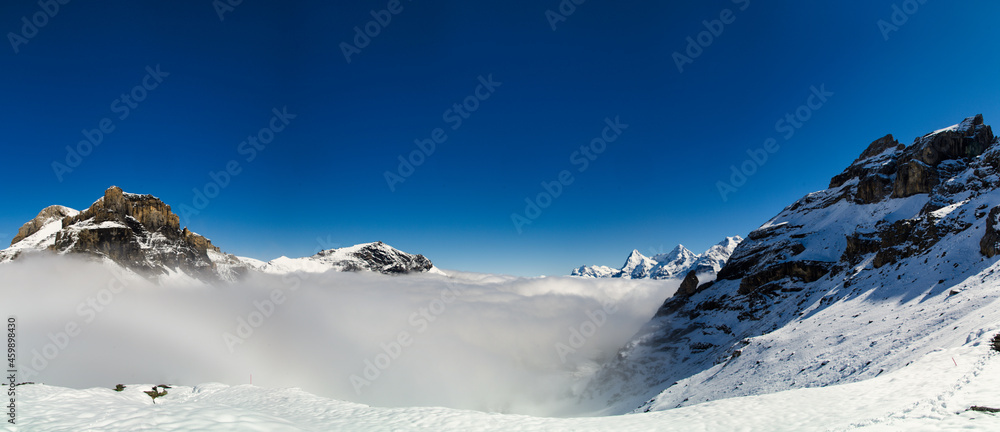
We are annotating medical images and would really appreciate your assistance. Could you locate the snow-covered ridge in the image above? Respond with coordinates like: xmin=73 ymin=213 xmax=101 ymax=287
xmin=582 ymin=114 xmax=1000 ymax=414
xmin=244 ymin=241 xmax=442 ymax=276
xmin=0 ymin=187 xmax=439 ymax=282
xmin=571 ymin=236 xmax=743 ymax=280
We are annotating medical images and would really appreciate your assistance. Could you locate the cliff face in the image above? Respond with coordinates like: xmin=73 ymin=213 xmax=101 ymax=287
xmin=717 ymin=115 xmax=996 ymax=297
xmin=47 ymin=186 xmax=230 ymax=281
xmin=583 ymin=115 xmax=1000 ymax=413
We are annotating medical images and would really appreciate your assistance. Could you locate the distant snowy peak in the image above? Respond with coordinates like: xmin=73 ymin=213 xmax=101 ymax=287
xmin=249 ymin=241 xmax=438 ymax=275
xmin=650 ymin=244 xmax=696 ymax=264
xmin=0 ymin=186 xmax=439 ymax=282
xmin=571 ymin=237 xmax=743 ymax=280
xmin=649 ymin=245 xmax=698 ymax=279
xmin=619 ymin=250 xmax=658 ymax=279
xmin=690 ymin=235 xmax=744 ymax=274
xmin=570 ymin=264 xmax=618 ymax=278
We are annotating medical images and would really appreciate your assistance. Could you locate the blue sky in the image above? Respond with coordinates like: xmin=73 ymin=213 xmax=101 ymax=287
xmin=2 ymin=0 xmax=1000 ymax=276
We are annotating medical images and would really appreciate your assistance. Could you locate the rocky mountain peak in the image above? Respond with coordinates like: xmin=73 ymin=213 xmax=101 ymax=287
xmin=892 ymin=114 xmax=994 ymax=199
xmin=10 ymin=205 xmax=77 ymax=246
xmin=47 ymin=186 xmax=224 ymax=280
xmin=857 ymin=134 xmax=901 ymax=162
xmin=826 ymin=114 xmax=996 ymax=204
xmin=69 ymin=185 xmax=184 ymax=234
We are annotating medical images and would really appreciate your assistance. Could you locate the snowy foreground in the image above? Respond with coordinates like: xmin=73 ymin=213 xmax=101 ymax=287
xmin=11 ymin=343 xmax=1000 ymax=431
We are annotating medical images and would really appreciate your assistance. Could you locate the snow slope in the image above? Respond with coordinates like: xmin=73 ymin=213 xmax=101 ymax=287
xmin=10 ymin=340 xmax=1000 ymax=431
xmin=582 ymin=115 xmax=1000 ymax=414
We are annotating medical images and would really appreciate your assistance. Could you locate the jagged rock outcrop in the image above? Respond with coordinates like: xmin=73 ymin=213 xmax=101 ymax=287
xmin=892 ymin=114 xmax=993 ymax=198
xmin=676 ymin=270 xmax=701 ymax=297
xmin=736 ymin=261 xmax=830 ymax=295
xmin=48 ymin=186 xmax=227 ymax=280
xmin=829 ymin=135 xmax=900 ymax=183
xmin=981 ymin=206 xmax=1000 ymax=258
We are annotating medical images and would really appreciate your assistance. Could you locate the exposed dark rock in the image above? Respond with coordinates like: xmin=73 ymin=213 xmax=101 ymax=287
xmin=891 ymin=115 xmax=994 ymax=198
xmin=49 ymin=186 xmax=222 ymax=280
xmin=829 ymin=134 xmax=902 ymax=189
xmin=892 ymin=159 xmax=939 ymax=198
xmin=842 ymin=233 xmax=881 ymax=265
xmin=854 ymin=174 xmax=894 ymax=204
xmin=326 ymin=241 xmax=435 ymax=274
xmin=676 ymin=270 xmax=700 ymax=297
xmin=737 ymin=261 xmax=831 ymax=295
xmin=871 ymin=218 xmax=942 ymax=268
xmin=980 ymin=206 xmax=1000 ymax=258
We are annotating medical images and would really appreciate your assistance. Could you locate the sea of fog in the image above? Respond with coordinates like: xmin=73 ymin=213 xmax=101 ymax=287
xmin=0 ymin=255 xmax=677 ymax=416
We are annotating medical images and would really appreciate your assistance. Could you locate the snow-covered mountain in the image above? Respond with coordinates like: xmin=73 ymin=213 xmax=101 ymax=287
xmin=247 ymin=241 xmax=440 ymax=275
xmin=571 ymin=237 xmax=743 ymax=280
xmin=582 ymin=114 xmax=1000 ymax=414
xmin=0 ymin=186 xmax=438 ymax=282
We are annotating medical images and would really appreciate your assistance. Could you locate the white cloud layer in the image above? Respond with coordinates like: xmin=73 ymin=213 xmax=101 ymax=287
xmin=0 ymin=256 xmax=677 ymax=416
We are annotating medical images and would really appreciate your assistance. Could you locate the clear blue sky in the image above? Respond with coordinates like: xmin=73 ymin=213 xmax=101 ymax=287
xmin=2 ymin=1 xmax=999 ymax=276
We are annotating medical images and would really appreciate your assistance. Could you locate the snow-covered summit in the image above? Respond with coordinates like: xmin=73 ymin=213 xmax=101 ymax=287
xmin=570 ymin=237 xmax=742 ymax=281
xmin=618 ymin=250 xmax=658 ymax=279
xmin=249 ymin=241 xmax=439 ymax=275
